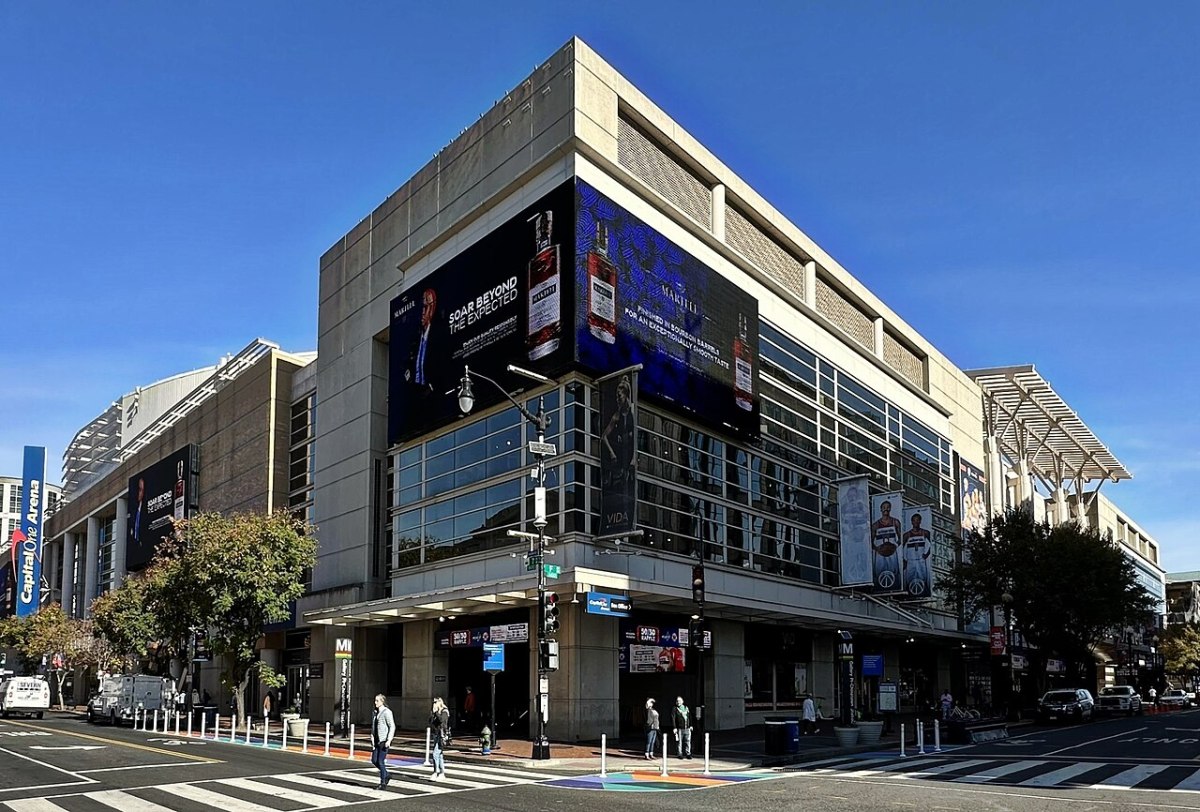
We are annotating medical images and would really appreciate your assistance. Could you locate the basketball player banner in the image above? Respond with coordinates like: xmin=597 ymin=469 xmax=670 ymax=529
xmin=836 ymin=475 xmax=872 ymax=587
xmin=869 ymin=491 xmax=905 ymax=593
xmin=900 ymin=505 xmax=934 ymax=599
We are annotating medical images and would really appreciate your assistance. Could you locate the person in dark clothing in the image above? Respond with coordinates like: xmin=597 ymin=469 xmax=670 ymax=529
xmin=671 ymin=696 xmax=693 ymax=759
xmin=644 ymin=698 xmax=660 ymax=760
xmin=429 ymin=697 xmax=451 ymax=780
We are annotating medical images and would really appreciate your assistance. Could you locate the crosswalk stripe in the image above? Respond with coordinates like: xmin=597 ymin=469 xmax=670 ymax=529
xmin=321 ymin=768 xmax=458 ymax=794
xmin=1088 ymin=764 xmax=1167 ymax=789
xmin=272 ymin=772 xmax=396 ymax=800
xmin=789 ymin=755 xmax=873 ymax=770
xmin=1018 ymin=762 xmax=1103 ymax=787
xmin=952 ymin=759 xmax=1046 ymax=783
xmin=218 ymin=777 xmax=345 ymax=808
xmin=844 ymin=757 xmax=942 ymax=777
xmin=811 ymin=757 xmax=895 ymax=773
xmin=1171 ymin=768 xmax=1200 ymax=791
xmin=429 ymin=763 xmax=561 ymax=781
xmin=88 ymin=789 xmax=178 ymax=812
xmin=155 ymin=782 xmax=282 ymax=812
xmin=4 ymin=800 xmax=65 ymax=812
xmin=903 ymin=759 xmax=992 ymax=778
xmin=415 ymin=771 xmax=508 ymax=790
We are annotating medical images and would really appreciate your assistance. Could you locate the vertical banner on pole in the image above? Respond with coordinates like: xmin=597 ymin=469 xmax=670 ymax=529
xmin=870 ymin=492 xmax=905 ymax=592
xmin=13 ymin=446 xmax=47 ymax=617
xmin=335 ymin=637 xmax=353 ymax=737
xmin=836 ymin=475 xmax=872 ymax=587
xmin=598 ymin=371 xmax=638 ymax=537
xmin=900 ymin=505 xmax=933 ymax=599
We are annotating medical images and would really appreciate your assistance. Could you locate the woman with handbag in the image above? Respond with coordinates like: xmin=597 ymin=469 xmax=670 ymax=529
xmin=429 ymin=697 xmax=451 ymax=780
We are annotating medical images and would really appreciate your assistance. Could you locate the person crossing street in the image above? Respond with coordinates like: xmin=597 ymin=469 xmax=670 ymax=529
xmin=370 ymin=694 xmax=395 ymax=790
xmin=671 ymin=696 xmax=693 ymax=759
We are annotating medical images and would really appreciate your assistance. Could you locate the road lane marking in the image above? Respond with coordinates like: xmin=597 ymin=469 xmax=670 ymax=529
xmin=1173 ymin=768 xmax=1200 ymax=791
xmin=1018 ymin=762 xmax=1102 ymax=787
xmin=902 ymin=760 xmax=992 ymax=779
xmin=79 ymin=762 xmax=220 ymax=774
xmin=271 ymin=772 xmax=396 ymax=800
xmin=952 ymin=759 xmax=1045 ymax=783
xmin=156 ymin=782 xmax=280 ymax=812
xmin=0 ymin=746 xmax=93 ymax=783
xmin=4 ymin=799 xmax=67 ymax=812
xmin=1088 ymin=764 xmax=1168 ymax=789
xmin=87 ymin=789 xmax=178 ymax=812
xmin=217 ymin=777 xmax=344 ymax=809
xmin=4 ymin=721 xmax=218 ymax=763
xmin=1044 ymin=726 xmax=1147 ymax=756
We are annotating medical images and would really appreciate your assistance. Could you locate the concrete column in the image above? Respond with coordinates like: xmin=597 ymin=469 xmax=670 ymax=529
xmin=113 ymin=496 xmax=128 ymax=587
xmin=983 ymin=436 xmax=1006 ymax=517
xmin=564 ymin=603 xmax=618 ymax=740
xmin=803 ymin=260 xmax=817 ymax=309
xmin=711 ymin=184 xmax=726 ymax=240
xmin=812 ymin=634 xmax=836 ymax=717
xmin=1014 ymin=460 xmax=1034 ymax=515
xmin=1050 ymin=487 xmax=1069 ymax=527
xmin=709 ymin=619 xmax=745 ymax=731
xmin=873 ymin=317 xmax=885 ymax=359
xmin=60 ymin=533 xmax=76 ymax=616
xmin=43 ymin=540 xmax=58 ymax=606
xmin=82 ymin=517 xmax=99 ymax=618
xmin=401 ymin=620 xmax=443 ymax=730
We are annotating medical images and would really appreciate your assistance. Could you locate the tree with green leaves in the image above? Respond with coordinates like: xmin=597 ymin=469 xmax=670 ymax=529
xmin=1161 ymin=623 xmax=1200 ymax=679
xmin=91 ymin=570 xmax=170 ymax=672
xmin=0 ymin=605 xmax=113 ymax=708
xmin=150 ymin=510 xmax=316 ymax=724
xmin=941 ymin=508 xmax=1157 ymax=677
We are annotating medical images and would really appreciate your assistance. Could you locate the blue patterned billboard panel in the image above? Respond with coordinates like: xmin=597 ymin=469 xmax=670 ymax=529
xmin=14 ymin=446 xmax=47 ymax=617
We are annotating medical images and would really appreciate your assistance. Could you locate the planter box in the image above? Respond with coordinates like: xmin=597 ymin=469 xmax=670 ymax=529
xmin=857 ymin=720 xmax=884 ymax=746
xmin=833 ymin=726 xmax=860 ymax=747
xmin=286 ymin=718 xmax=309 ymax=738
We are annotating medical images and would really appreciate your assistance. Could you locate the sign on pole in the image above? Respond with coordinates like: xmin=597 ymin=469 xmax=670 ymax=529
xmin=14 ymin=446 xmax=47 ymax=617
xmin=483 ymin=643 xmax=505 ymax=673
xmin=335 ymin=637 xmax=352 ymax=735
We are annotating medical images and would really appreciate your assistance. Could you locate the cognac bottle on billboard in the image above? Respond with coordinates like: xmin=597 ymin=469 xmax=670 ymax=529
xmin=527 ymin=211 xmax=561 ymax=360
xmin=586 ymin=221 xmax=618 ymax=344
xmin=173 ymin=459 xmax=186 ymax=520
xmin=734 ymin=312 xmax=754 ymax=411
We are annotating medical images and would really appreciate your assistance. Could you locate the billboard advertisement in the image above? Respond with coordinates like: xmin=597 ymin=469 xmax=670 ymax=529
xmin=869 ymin=491 xmax=905 ymax=592
xmin=126 ymin=444 xmax=197 ymax=571
xmin=14 ymin=446 xmax=47 ymax=617
xmin=959 ymin=458 xmax=988 ymax=539
xmin=836 ymin=475 xmax=872 ymax=586
xmin=575 ymin=180 xmax=760 ymax=437
xmin=387 ymin=181 xmax=576 ymax=445
xmin=900 ymin=505 xmax=933 ymax=599
xmin=598 ymin=370 xmax=638 ymax=537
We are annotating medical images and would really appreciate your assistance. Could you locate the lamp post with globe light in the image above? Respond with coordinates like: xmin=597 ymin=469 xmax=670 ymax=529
xmin=1001 ymin=592 xmax=1017 ymax=720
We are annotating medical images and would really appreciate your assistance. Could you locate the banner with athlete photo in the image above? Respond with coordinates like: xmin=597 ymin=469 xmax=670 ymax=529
xmin=837 ymin=476 xmax=872 ymax=586
xmin=900 ymin=505 xmax=934 ymax=599
xmin=598 ymin=370 xmax=638 ymax=537
xmin=869 ymin=492 xmax=905 ymax=592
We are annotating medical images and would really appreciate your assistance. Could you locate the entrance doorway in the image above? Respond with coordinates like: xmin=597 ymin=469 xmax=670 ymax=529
xmin=286 ymin=665 xmax=310 ymax=715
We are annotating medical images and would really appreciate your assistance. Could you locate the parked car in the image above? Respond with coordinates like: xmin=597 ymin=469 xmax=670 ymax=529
xmin=1038 ymin=688 xmax=1095 ymax=723
xmin=1097 ymin=685 xmax=1142 ymax=716
xmin=1160 ymin=688 xmax=1190 ymax=708
xmin=0 ymin=676 xmax=50 ymax=719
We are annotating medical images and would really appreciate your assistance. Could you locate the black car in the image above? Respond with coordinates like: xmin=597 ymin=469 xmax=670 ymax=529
xmin=1038 ymin=689 xmax=1094 ymax=723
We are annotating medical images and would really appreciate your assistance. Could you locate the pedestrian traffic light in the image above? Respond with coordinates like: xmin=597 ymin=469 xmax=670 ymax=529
xmin=539 ymin=639 xmax=560 ymax=672
xmin=692 ymin=565 xmax=705 ymax=606
xmin=688 ymin=616 xmax=705 ymax=648
xmin=542 ymin=592 xmax=560 ymax=635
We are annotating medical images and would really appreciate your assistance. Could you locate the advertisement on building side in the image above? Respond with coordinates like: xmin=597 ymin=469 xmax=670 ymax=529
xmin=14 ymin=446 xmax=47 ymax=617
xmin=959 ymin=456 xmax=990 ymax=632
xmin=126 ymin=444 xmax=197 ymax=572
xmin=387 ymin=182 xmax=576 ymax=445
xmin=870 ymin=491 xmax=905 ymax=592
xmin=575 ymin=180 xmax=760 ymax=438
xmin=598 ymin=371 xmax=638 ymax=537
xmin=900 ymin=505 xmax=933 ymax=599
xmin=836 ymin=475 xmax=872 ymax=587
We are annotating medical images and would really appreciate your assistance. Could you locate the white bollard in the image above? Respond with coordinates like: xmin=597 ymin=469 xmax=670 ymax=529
xmin=423 ymin=727 xmax=432 ymax=766
xmin=133 ymin=708 xmax=139 ymax=730
xmin=934 ymin=720 xmax=942 ymax=752
xmin=152 ymin=710 xmax=159 ymax=732
xmin=303 ymin=721 xmax=309 ymax=754
xmin=918 ymin=720 xmax=926 ymax=754
xmin=660 ymin=742 xmax=669 ymax=777
xmin=187 ymin=712 xmax=193 ymax=738
xmin=245 ymin=715 xmax=251 ymax=744
xmin=704 ymin=732 xmax=711 ymax=776
xmin=600 ymin=733 xmax=607 ymax=777
xmin=263 ymin=718 xmax=270 ymax=748
xmin=175 ymin=712 xmax=180 ymax=736
xmin=200 ymin=713 xmax=205 ymax=740
xmin=349 ymin=724 xmax=356 ymax=759
xmin=282 ymin=720 xmax=288 ymax=751
xmin=324 ymin=722 xmax=331 ymax=756
xmin=900 ymin=723 xmax=907 ymax=758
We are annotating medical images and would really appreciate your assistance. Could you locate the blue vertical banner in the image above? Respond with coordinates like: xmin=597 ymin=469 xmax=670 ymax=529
xmin=14 ymin=446 xmax=47 ymax=617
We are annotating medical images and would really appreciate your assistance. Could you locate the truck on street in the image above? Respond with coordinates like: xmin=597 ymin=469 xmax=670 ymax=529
xmin=87 ymin=675 xmax=175 ymax=726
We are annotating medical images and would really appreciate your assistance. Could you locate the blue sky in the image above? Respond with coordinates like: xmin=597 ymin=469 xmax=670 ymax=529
xmin=2 ymin=3 xmax=1196 ymax=567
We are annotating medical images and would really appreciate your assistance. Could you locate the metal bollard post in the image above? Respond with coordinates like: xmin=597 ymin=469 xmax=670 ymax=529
xmin=324 ymin=722 xmax=331 ymax=756
xmin=200 ymin=713 xmax=205 ymax=740
xmin=152 ymin=710 xmax=159 ymax=732
xmin=282 ymin=720 xmax=288 ymax=751
xmin=303 ymin=722 xmax=309 ymax=754
xmin=600 ymin=733 xmax=607 ymax=777
xmin=900 ymin=724 xmax=907 ymax=758
xmin=175 ymin=712 xmax=181 ymax=736
xmin=349 ymin=724 xmax=356 ymax=759
xmin=263 ymin=718 xmax=270 ymax=748
xmin=245 ymin=715 xmax=251 ymax=744
xmin=934 ymin=720 xmax=941 ymax=752
xmin=704 ymin=732 xmax=711 ymax=776
xmin=660 ymin=743 xmax=669 ymax=777
xmin=187 ymin=712 xmax=193 ymax=738
xmin=918 ymin=720 xmax=926 ymax=754
xmin=423 ymin=727 xmax=431 ymax=766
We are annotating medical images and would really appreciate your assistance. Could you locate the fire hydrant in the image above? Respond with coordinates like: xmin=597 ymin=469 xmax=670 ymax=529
xmin=480 ymin=725 xmax=492 ymax=755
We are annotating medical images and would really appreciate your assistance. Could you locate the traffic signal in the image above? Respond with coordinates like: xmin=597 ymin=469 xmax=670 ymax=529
xmin=692 ymin=565 xmax=705 ymax=606
xmin=539 ymin=639 xmax=560 ymax=672
xmin=688 ymin=616 xmax=705 ymax=648
xmin=542 ymin=592 xmax=560 ymax=635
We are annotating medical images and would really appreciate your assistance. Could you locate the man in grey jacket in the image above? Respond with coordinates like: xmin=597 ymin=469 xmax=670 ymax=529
xmin=371 ymin=694 xmax=396 ymax=790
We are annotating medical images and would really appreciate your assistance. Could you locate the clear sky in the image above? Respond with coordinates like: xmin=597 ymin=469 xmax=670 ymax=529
xmin=2 ymin=3 xmax=1196 ymax=567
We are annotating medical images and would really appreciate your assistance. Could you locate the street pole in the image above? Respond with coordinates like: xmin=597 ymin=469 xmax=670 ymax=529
xmin=532 ymin=393 xmax=550 ymax=761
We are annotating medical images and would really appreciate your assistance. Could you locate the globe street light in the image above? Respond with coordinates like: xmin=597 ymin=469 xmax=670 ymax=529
xmin=456 ymin=363 xmax=556 ymax=760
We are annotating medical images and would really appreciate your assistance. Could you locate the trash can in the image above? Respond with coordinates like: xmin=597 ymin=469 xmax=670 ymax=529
xmin=764 ymin=717 xmax=787 ymax=755
xmin=783 ymin=719 xmax=801 ymax=753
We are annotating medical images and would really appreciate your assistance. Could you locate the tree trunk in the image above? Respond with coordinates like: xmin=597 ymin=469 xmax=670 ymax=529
xmin=54 ymin=671 xmax=67 ymax=710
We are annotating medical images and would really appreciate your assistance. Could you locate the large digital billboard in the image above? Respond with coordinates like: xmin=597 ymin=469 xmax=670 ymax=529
xmin=388 ymin=181 xmax=576 ymax=444
xmin=13 ymin=446 xmax=47 ymax=617
xmin=575 ymin=180 xmax=760 ymax=437
xmin=126 ymin=445 xmax=197 ymax=571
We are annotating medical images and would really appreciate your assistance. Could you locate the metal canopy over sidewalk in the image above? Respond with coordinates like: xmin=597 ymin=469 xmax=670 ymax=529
xmin=967 ymin=364 xmax=1130 ymax=492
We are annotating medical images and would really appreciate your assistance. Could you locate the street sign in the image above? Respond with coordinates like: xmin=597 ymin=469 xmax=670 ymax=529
xmin=525 ymin=553 xmax=543 ymax=571
xmin=528 ymin=441 xmax=557 ymax=457
xmin=543 ymin=563 xmax=561 ymax=579
xmin=862 ymin=654 xmax=883 ymax=676
xmin=483 ymin=643 xmax=505 ymax=673
xmin=586 ymin=591 xmax=633 ymax=617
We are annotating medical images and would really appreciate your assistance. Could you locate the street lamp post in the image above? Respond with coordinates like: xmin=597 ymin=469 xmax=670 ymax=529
xmin=1001 ymin=592 xmax=1016 ymax=721
xmin=457 ymin=363 xmax=556 ymax=760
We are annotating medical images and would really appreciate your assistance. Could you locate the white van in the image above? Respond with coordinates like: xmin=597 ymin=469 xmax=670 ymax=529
xmin=0 ymin=676 xmax=51 ymax=719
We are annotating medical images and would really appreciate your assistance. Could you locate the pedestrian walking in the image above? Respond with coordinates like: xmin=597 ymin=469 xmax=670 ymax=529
xmin=463 ymin=685 xmax=477 ymax=732
xmin=644 ymin=698 xmax=660 ymax=760
xmin=671 ymin=696 xmax=693 ymax=759
xmin=371 ymin=694 xmax=395 ymax=790
xmin=429 ymin=697 xmax=451 ymax=780
xmin=801 ymin=693 xmax=817 ymax=735
xmin=1149 ymin=686 xmax=1158 ymax=707
xmin=263 ymin=690 xmax=274 ymax=721
xmin=940 ymin=689 xmax=953 ymax=720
